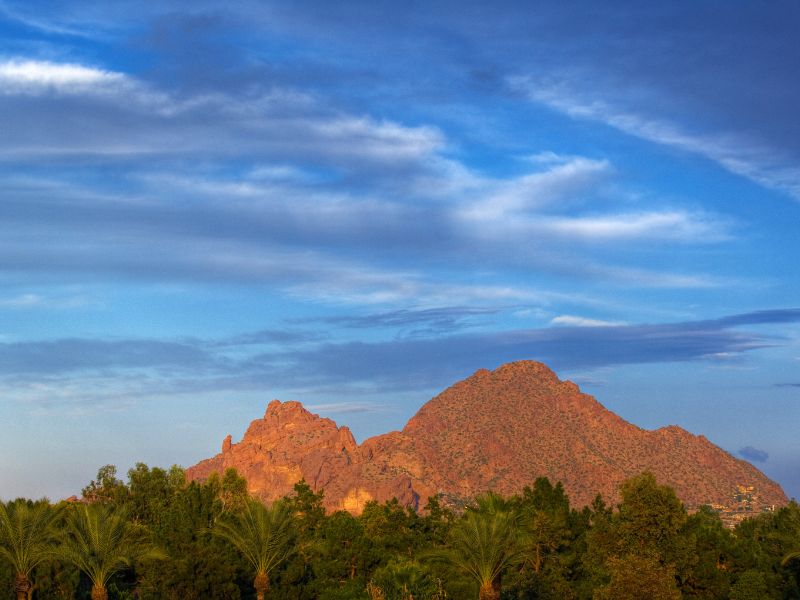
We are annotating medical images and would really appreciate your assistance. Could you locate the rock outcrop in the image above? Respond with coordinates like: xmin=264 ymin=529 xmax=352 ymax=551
xmin=187 ymin=361 xmax=787 ymax=512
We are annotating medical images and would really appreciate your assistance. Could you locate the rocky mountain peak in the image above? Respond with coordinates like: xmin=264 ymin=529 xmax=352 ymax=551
xmin=187 ymin=361 xmax=787 ymax=513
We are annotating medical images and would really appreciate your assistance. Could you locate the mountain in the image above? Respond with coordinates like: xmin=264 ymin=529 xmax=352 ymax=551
xmin=186 ymin=361 xmax=786 ymax=513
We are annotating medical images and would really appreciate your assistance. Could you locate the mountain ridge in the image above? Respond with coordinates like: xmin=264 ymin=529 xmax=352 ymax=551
xmin=186 ymin=361 xmax=786 ymax=513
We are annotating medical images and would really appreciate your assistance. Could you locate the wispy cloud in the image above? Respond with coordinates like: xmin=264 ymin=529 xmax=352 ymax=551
xmin=0 ymin=2 xmax=103 ymax=37
xmin=0 ymin=60 xmax=125 ymax=93
xmin=303 ymin=306 xmax=504 ymax=336
xmin=212 ymin=329 xmax=326 ymax=347
xmin=460 ymin=157 xmax=612 ymax=220
xmin=0 ymin=55 xmax=739 ymax=302
xmin=0 ymin=338 xmax=221 ymax=375
xmin=513 ymin=76 xmax=800 ymax=200
xmin=0 ymin=58 xmax=444 ymax=167
xmin=2 ymin=308 xmax=797 ymax=408
xmin=0 ymin=161 xmax=724 ymax=301
xmin=305 ymin=401 xmax=386 ymax=415
xmin=0 ymin=293 xmax=91 ymax=309
xmin=549 ymin=315 xmax=624 ymax=327
xmin=537 ymin=211 xmax=728 ymax=242
xmin=457 ymin=156 xmax=730 ymax=244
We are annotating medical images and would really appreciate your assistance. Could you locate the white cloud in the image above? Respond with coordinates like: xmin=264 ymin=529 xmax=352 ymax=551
xmin=0 ymin=293 xmax=43 ymax=308
xmin=305 ymin=401 xmax=386 ymax=414
xmin=585 ymin=264 xmax=723 ymax=289
xmin=523 ymin=151 xmax=595 ymax=166
xmin=309 ymin=116 xmax=444 ymax=161
xmin=0 ymin=59 xmax=125 ymax=93
xmin=0 ymin=59 xmax=732 ymax=296
xmin=540 ymin=211 xmax=727 ymax=242
xmin=0 ymin=3 xmax=101 ymax=38
xmin=0 ymin=293 xmax=91 ymax=309
xmin=461 ymin=157 xmax=611 ymax=221
xmin=550 ymin=315 xmax=625 ymax=327
xmin=513 ymin=76 xmax=800 ymax=201
xmin=456 ymin=157 xmax=728 ymax=244
xmin=248 ymin=164 xmax=318 ymax=182
xmin=0 ymin=58 xmax=443 ymax=167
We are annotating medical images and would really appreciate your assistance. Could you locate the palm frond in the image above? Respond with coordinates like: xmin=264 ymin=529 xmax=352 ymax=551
xmin=59 ymin=503 xmax=164 ymax=588
xmin=428 ymin=496 xmax=524 ymax=590
xmin=782 ymin=550 xmax=800 ymax=567
xmin=0 ymin=500 xmax=61 ymax=577
xmin=211 ymin=499 xmax=294 ymax=576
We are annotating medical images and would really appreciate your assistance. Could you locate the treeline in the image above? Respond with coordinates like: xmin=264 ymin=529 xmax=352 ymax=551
xmin=2 ymin=465 xmax=800 ymax=600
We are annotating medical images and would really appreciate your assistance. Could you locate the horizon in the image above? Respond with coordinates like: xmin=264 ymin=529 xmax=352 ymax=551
xmin=1 ymin=1 xmax=799 ymax=502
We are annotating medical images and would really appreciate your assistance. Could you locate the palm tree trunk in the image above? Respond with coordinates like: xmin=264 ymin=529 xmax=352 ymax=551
xmin=254 ymin=571 xmax=269 ymax=600
xmin=14 ymin=574 xmax=31 ymax=600
xmin=478 ymin=582 xmax=500 ymax=600
xmin=91 ymin=583 xmax=109 ymax=600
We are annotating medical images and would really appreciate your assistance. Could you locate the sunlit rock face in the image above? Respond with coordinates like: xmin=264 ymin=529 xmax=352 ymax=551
xmin=187 ymin=361 xmax=787 ymax=513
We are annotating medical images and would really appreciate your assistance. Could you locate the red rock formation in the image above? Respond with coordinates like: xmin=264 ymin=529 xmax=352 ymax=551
xmin=186 ymin=361 xmax=787 ymax=512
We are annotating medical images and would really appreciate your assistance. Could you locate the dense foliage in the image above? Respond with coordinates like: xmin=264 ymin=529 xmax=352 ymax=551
xmin=1 ymin=467 xmax=799 ymax=599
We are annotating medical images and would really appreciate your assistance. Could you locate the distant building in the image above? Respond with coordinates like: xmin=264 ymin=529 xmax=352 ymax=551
xmin=706 ymin=484 xmax=776 ymax=528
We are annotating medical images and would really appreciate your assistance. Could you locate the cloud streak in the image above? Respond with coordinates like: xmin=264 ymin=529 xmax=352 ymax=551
xmin=0 ymin=156 xmax=729 ymax=299
xmin=0 ymin=58 xmax=443 ymax=168
xmin=0 ymin=60 xmax=125 ymax=92
xmin=514 ymin=76 xmax=800 ymax=200
xmin=2 ymin=308 xmax=797 ymax=406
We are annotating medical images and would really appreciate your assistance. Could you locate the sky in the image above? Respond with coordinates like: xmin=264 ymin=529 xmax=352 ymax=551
xmin=1 ymin=0 xmax=800 ymax=502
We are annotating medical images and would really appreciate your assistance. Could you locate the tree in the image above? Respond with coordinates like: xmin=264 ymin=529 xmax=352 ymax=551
xmin=133 ymin=478 xmax=244 ymax=600
xmin=584 ymin=473 xmax=696 ymax=598
xmin=211 ymin=499 xmax=295 ymax=600
xmin=729 ymin=570 xmax=770 ymax=600
xmin=614 ymin=472 xmax=688 ymax=560
xmin=432 ymin=492 xmax=524 ymax=600
xmin=59 ymin=503 xmax=163 ymax=600
xmin=680 ymin=506 xmax=733 ymax=599
xmin=518 ymin=478 xmax=572 ymax=575
xmin=592 ymin=554 xmax=681 ymax=600
xmin=0 ymin=500 xmax=61 ymax=600
xmin=82 ymin=465 xmax=128 ymax=505
xmin=308 ymin=508 xmax=373 ymax=599
xmin=126 ymin=463 xmax=186 ymax=526
xmin=219 ymin=468 xmax=250 ymax=514
xmin=732 ymin=501 xmax=800 ymax=597
xmin=369 ymin=558 xmax=441 ymax=600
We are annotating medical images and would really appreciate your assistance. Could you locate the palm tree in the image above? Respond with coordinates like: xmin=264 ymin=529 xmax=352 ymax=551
xmin=59 ymin=503 xmax=163 ymax=600
xmin=369 ymin=558 xmax=438 ymax=600
xmin=432 ymin=493 xmax=524 ymax=600
xmin=0 ymin=500 xmax=61 ymax=600
xmin=211 ymin=499 xmax=294 ymax=600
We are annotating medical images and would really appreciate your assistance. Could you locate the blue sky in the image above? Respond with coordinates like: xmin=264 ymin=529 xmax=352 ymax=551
xmin=2 ymin=0 xmax=800 ymax=502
